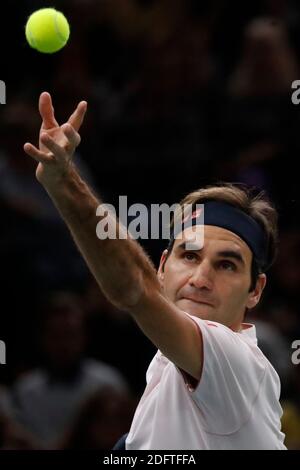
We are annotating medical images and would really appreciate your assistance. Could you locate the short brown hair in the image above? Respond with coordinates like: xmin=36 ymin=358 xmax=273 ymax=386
xmin=167 ymin=183 xmax=279 ymax=291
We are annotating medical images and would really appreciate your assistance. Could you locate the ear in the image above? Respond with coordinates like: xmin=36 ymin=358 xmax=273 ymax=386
xmin=246 ymin=274 xmax=267 ymax=309
xmin=157 ymin=249 xmax=168 ymax=287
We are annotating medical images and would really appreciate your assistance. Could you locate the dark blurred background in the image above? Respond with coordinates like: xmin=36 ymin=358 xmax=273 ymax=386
xmin=0 ymin=0 xmax=300 ymax=450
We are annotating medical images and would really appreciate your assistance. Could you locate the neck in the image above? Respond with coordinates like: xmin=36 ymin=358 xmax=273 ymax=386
xmin=230 ymin=318 xmax=244 ymax=332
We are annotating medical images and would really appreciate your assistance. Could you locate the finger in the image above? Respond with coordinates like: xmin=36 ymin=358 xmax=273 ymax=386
xmin=24 ymin=143 xmax=53 ymax=163
xmin=62 ymin=123 xmax=81 ymax=150
xmin=40 ymin=133 xmax=66 ymax=160
xmin=39 ymin=92 xmax=59 ymax=130
xmin=68 ymin=101 xmax=88 ymax=132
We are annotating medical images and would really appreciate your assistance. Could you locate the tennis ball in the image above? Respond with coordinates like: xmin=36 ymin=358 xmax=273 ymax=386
xmin=25 ymin=8 xmax=70 ymax=54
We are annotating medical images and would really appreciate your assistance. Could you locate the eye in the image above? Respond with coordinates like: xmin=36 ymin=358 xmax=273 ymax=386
xmin=183 ymin=252 xmax=198 ymax=262
xmin=219 ymin=260 xmax=237 ymax=271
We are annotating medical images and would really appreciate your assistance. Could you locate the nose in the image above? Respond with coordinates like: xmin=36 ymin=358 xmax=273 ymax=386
xmin=189 ymin=260 xmax=214 ymax=290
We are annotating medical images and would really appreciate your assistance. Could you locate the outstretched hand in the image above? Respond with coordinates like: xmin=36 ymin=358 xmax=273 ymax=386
xmin=24 ymin=92 xmax=87 ymax=186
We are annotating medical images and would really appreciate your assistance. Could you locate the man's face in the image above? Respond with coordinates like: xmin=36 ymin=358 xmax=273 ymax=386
xmin=158 ymin=226 xmax=266 ymax=330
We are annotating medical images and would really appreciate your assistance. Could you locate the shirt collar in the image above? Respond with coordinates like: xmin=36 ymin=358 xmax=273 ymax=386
xmin=239 ymin=323 xmax=257 ymax=344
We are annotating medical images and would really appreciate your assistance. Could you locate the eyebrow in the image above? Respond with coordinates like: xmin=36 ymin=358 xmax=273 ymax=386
xmin=176 ymin=243 xmax=246 ymax=266
xmin=177 ymin=241 xmax=202 ymax=252
xmin=216 ymin=250 xmax=245 ymax=266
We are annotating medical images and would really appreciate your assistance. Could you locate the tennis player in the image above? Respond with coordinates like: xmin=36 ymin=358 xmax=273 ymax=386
xmin=24 ymin=93 xmax=286 ymax=450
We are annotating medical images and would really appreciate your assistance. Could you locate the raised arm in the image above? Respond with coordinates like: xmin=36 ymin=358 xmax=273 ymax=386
xmin=24 ymin=93 xmax=202 ymax=379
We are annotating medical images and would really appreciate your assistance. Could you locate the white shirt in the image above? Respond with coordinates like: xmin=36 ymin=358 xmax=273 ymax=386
xmin=12 ymin=359 xmax=127 ymax=447
xmin=126 ymin=315 xmax=286 ymax=450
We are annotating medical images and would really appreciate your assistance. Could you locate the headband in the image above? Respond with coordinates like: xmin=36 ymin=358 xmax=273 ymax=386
xmin=171 ymin=201 xmax=269 ymax=270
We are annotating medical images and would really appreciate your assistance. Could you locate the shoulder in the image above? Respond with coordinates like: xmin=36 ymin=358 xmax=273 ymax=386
xmin=12 ymin=370 xmax=48 ymax=405
xmin=82 ymin=358 xmax=128 ymax=390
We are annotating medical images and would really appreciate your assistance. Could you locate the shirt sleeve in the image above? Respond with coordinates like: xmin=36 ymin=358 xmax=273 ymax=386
xmin=188 ymin=317 xmax=267 ymax=434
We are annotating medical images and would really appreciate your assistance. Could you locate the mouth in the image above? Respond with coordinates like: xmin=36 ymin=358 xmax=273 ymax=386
xmin=181 ymin=297 xmax=214 ymax=307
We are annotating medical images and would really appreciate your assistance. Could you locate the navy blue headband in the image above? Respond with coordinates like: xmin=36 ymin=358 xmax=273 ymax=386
xmin=171 ymin=201 xmax=268 ymax=270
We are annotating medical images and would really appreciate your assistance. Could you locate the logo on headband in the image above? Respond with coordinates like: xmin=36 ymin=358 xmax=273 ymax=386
xmin=182 ymin=207 xmax=203 ymax=224
xmin=173 ymin=204 xmax=205 ymax=251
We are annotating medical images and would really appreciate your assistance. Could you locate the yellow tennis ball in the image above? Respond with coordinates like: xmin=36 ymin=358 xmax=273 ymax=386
xmin=25 ymin=8 xmax=70 ymax=54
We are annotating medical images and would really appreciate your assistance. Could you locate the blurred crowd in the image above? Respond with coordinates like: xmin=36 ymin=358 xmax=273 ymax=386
xmin=1 ymin=0 xmax=300 ymax=450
